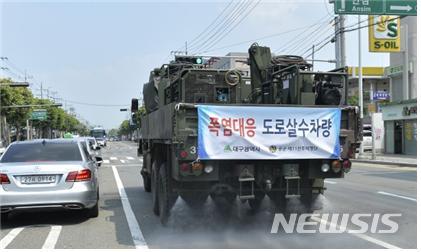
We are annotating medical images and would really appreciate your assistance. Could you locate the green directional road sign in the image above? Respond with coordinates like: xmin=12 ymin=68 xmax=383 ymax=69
xmin=335 ymin=0 xmax=383 ymax=15
xmin=334 ymin=0 xmax=417 ymax=16
xmin=385 ymin=0 xmax=417 ymax=16
xmin=31 ymin=109 xmax=48 ymax=121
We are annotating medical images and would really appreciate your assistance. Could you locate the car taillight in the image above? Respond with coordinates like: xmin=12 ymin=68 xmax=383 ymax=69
xmin=66 ymin=169 xmax=91 ymax=182
xmin=0 ymin=173 xmax=10 ymax=184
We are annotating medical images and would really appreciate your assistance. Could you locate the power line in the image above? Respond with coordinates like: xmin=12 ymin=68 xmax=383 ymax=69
xmin=296 ymin=25 xmax=335 ymax=56
xmin=194 ymin=22 xmax=330 ymax=55
xmin=301 ymin=16 xmax=402 ymax=60
xmin=274 ymin=14 xmax=332 ymax=54
xmin=195 ymin=0 xmax=262 ymax=55
xmin=64 ymin=99 xmax=129 ymax=107
xmin=185 ymin=0 xmax=235 ymax=49
xmin=304 ymin=39 xmax=331 ymax=59
xmin=286 ymin=17 xmax=334 ymax=55
xmin=324 ymin=0 xmax=334 ymax=17
xmin=169 ymin=0 xmax=240 ymax=57
xmin=189 ymin=0 xmax=252 ymax=53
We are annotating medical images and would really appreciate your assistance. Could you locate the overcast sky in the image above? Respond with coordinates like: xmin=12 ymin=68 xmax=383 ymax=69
xmin=1 ymin=0 xmax=390 ymax=129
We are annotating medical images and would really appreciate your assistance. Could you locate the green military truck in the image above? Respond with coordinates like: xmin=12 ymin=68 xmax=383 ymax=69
xmin=135 ymin=44 xmax=361 ymax=225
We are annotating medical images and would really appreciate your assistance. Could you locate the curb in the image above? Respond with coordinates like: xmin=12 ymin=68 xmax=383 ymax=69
xmin=351 ymin=159 xmax=417 ymax=167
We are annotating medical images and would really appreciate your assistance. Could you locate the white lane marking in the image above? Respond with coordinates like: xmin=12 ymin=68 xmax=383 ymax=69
xmin=103 ymin=160 xmax=110 ymax=164
xmin=324 ymin=180 xmax=337 ymax=184
xmin=120 ymin=160 xmax=126 ymax=164
xmin=0 ymin=227 xmax=25 ymax=249
xmin=110 ymin=157 xmax=117 ymax=160
xmin=127 ymin=157 xmax=134 ymax=160
xmin=377 ymin=191 xmax=416 ymax=202
xmin=42 ymin=225 xmax=62 ymax=249
xmin=111 ymin=165 xmax=147 ymax=249
xmin=311 ymin=216 xmax=401 ymax=249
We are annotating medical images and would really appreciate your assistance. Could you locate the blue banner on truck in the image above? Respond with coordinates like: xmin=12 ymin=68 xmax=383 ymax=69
xmin=197 ymin=105 xmax=341 ymax=160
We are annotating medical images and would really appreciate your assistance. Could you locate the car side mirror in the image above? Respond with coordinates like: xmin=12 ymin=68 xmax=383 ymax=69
xmin=95 ymin=156 xmax=103 ymax=166
xmin=95 ymin=146 xmax=101 ymax=150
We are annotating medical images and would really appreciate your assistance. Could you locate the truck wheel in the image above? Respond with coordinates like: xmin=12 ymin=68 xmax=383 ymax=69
xmin=180 ymin=192 xmax=208 ymax=207
xmin=158 ymin=162 xmax=177 ymax=225
xmin=142 ymin=173 xmax=151 ymax=192
xmin=142 ymin=153 xmax=152 ymax=192
xmin=151 ymin=161 xmax=160 ymax=216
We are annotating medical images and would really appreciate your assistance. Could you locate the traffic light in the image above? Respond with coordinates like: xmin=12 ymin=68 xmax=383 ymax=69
xmin=131 ymin=98 xmax=138 ymax=112
xmin=175 ymin=56 xmax=203 ymax=64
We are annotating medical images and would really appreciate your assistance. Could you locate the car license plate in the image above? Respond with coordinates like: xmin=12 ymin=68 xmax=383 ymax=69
xmin=20 ymin=175 xmax=56 ymax=184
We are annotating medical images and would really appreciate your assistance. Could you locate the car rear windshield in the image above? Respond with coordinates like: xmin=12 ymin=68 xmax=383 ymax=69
xmin=0 ymin=142 xmax=83 ymax=162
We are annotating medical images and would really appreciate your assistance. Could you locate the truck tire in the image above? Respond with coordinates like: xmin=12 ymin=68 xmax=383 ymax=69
xmin=142 ymin=173 xmax=151 ymax=192
xmin=158 ymin=162 xmax=177 ymax=225
xmin=151 ymin=161 xmax=160 ymax=216
xmin=142 ymin=153 xmax=152 ymax=192
xmin=180 ymin=192 xmax=208 ymax=207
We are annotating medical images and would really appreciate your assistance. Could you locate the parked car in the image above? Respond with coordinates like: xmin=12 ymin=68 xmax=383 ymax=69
xmin=86 ymin=137 xmax=101 ymax=156
xmin=0 ymin=139 xmax=102 ymax=220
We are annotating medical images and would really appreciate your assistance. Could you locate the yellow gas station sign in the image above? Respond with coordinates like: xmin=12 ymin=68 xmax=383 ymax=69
xmin=369 ymin=15 xmax=400 ymax=52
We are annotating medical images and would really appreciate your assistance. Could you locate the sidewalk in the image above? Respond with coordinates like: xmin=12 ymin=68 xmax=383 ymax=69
xmin=353 ymin=153 xmax=417 ymax=167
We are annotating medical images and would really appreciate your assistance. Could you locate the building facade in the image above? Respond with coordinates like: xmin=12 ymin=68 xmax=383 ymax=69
xmin=209 ymin=52 xmax=250 ymax=77
xmin=380 ymin=16 xmax=417 ymax=156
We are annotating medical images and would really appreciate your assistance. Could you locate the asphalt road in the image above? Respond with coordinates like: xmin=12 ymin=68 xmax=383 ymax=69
xmin=0 ymin=141 xmax=417 ymax=249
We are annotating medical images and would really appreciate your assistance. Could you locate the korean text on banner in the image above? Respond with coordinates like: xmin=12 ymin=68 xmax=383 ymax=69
xmin=197 ymin=105 xmax=341 ymax=160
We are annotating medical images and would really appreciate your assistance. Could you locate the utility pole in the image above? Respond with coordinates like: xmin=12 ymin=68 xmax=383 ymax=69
xmin=311 ymin=45 xmax=315 ymax=70
xmin=358 ymin=15 xmax=363 ymax=120
xmin=402 ymin=23 xmax=409 ymax=100
xmin=40 ymin=82 xmax=43 ymax=99
xmin=334 ymin=15 xmax=346 ymax=68
xmin=185 ymin=41 xmax=188 ymax=55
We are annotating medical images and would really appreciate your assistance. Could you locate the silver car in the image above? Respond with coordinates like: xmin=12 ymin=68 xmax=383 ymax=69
xmin=0 ymin=139 xmax=102 ymax=220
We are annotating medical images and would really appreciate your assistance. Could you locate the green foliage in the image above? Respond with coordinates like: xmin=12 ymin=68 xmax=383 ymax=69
xmin=1 ymin=78 xmax=89 ymax=137
xmin=348 ymin=95 xmax=359 ymax=106
xmin=132 ymin=106 xmax=145 ymax=128
xmin=0 ymin=79 xmax=33 ymax=129
xmin=118 ymin=120 xmax=131 ymax=136
xmin=108 ymin=128 xmax=119 ymax=137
